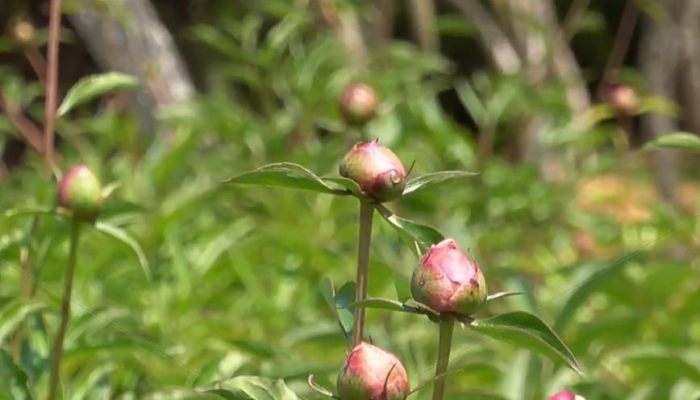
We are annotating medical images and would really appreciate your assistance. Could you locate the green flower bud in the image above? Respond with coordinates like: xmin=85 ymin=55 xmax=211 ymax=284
xmin=57 ymin=165 xmax=102 ymax=221
xmin=340 ymin=83 xmax=379 ymax=126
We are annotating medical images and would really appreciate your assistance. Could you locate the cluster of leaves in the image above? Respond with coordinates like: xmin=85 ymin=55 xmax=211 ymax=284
xmin=0 ymin=1 xmax=699 ymax=399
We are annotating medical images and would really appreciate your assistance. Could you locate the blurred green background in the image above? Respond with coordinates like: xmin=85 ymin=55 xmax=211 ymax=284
xmin=1 ymin=0 xmax=699 ymax=399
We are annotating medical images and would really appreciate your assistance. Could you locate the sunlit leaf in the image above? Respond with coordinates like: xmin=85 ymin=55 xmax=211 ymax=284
xmin=93 ymin=221 xmax=152 ymax=281
xmin=197 ymin=376 xmax=301 ymax=400
xmin=486 ymin=291 xmax=522 ymax=303
xmin=470 ymin=311 xmax=581 ymax=374
xmin=644 ymin=132 xmax=700 ymax=152
xmin=224 ymin=163 xmax=347 ymax=195
xmin=402 ymin=171 xmax=477 ymax=196
xmin=57 ymin=72 xmax=139 ymax=116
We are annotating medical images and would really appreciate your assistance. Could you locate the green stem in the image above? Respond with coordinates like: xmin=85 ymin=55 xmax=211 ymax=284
xmin=352 ymin=200 xmax=374 ymax=346
xmin=47 ymin=220 xmax=81 ymax=400
xmin=432 ymin=319 xmax=455 ymax=400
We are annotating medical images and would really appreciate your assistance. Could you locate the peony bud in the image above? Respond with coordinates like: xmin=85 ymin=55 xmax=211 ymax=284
xmin=411 ymin=239 xmax=487 ymax=316
xmin=607 ymin=84 xmax=637 ymax=116
xmin=11 ymin=18 xmax=35 ymax=46
xmin=337 ymin=342 xmax=410 ymax=400
xmin=57 ymin=165 xmax=102 ymax=221
xmin=339 ymin=139 xmax=406 ymax=202
xmin=548 ymin=390 xmax=584 ymax=400
xmin=339 ymin=83 xmax=379 ymax=126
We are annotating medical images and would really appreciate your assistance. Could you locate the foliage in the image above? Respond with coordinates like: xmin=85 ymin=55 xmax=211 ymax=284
xmin=0 ymin=1 xmax=698 ymax=399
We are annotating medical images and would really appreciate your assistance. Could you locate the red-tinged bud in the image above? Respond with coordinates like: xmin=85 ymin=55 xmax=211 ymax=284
xmin=339 ymin=139 xmax=406 ymax=202
xmin=548 ymin=390 xmax=584 ymax=400
xmin=607 ymin=84 xmax=637 ymax=116
xmin=411 ymin=239 xmax=487 ymax=316
xmin=340 ymin=83 xmax=379 ymax=126
xmin=57 ymin=165 xmax=102 ymax=221
xmin=337 ymin=342 xmax=410 ymax=400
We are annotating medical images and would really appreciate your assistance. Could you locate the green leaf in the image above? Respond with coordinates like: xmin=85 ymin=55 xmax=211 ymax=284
xmin=621 ymin=349 xmax=700 ymax=383
xmin=0 ymin=349 xmax=33 ymax=400
xmin=2 ymin=207 xmax=67 ymax=220
xmin=197 ymin=376 xmax=301 ymax=400
xmin=321 ymin=177 xmax=364 ymax=197
xmin=348 ymin=297 xmax=411 ymax=313
xmin=644 ymin=132 xmax=700 ymax=152
xmin=224 ymin=163 xmax=348 ymax=195
xmin=57 ymin=72 xmax=139 ymax=116
xmin=93 ymin=221 xmax=152 ymax=281
xmin=486 ymin=291 xmax=522 ymax=303
xmin=319 ymin=278 xmax=353 ymax=343
xmin=0 ymin=300 xmax=45 ymax=346
xmin=375 ymin=204 xmax=444 ymax=252
xmin=402 ymin=171 xmax=477 ymax=196
xmin=469 ymin=311 xmax=581 ymax=374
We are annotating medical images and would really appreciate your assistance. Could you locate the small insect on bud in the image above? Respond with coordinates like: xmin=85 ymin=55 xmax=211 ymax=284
xmin=337 ymin=342 xmax=410 ymax=400
xmin=339 ymin=139 xmax=406 ymax=202
xmin=411 ymin=239 xmax=487 ymax=316
xmin=339 ymin=83 xmax=379 ymax=126
xmin=57 ymin=165 xmax=102 ymax=221
xmin=607 ymin=84 xmax=637 ymax=116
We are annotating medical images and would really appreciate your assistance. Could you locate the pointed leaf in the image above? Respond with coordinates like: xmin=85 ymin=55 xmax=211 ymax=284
xmin=197 ymin=376 xmax=301 ymax=400
xmin=2 ymin=207 xmax=67 ymax=220
xmin=0 ymin=300 xmax=45 ymax=345
xmin=348 ymin=297 xmax=411 ymax=313
xmin=486 ymin=291 xmax=523 ymax=303
xmin=93 ymin=221 xmax=152 ymax=281
xmin=322 ymin=177 xmax=364 ymax=197
xmin=224 ymin=163 xmax=347 ymax=195
xmin=644 ymin=132 xmax=700 ymax=152
xmin=307 ymin=375 xmax=337 ymax=399
xmin=469 ymin=311 xmax=581 ymax=374
xmin=375 ymin=204 xmax=444 ymax=252
xmin=58 ymin=72 xmax=139 ymax=116
xmin=335 ymin=281 xmax=356 ymax=341
xmin=402 ymin=171 xmax=477 ymax=196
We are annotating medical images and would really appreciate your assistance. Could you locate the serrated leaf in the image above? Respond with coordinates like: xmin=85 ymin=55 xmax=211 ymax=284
xmin=93 ymin=221 xmax=152 ymax=281
xmin=644 ymin=132 xmax=700 ymax=152
xmin=470 ymin=311 xmax=581 ymax=374
xmin=224 ymin=163 xmax=348 ymax=195
xmin=402 ymin=171 xmax=477 ymax=196
xmin=0 ymin=349 xmax=33 ymax=400
xmin=375 ymin=204 xmax=444 ymax=252
xmin=197 ymin=376 xmax=301 ymax=400
xmin=0 ymin=300 xmax=45 ymax=346
xmin=57 ymin=72 xmax=139 ymax=116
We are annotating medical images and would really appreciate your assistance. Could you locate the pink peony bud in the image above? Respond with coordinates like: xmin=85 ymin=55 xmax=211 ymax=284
xmin=339 ymin=83 xmax=379 ymax=126
xmin=607 ymin=84 xmax=637 ymax=116
xmin=411 ymin=239 xmax=487 ymax=316
xmin=548 ymin=390 xmax=580 ymax=400
xmin=337 ymin=342 xmax=410 ymax=400
xmin=339 ymin=139 xmax=406 ymax=202
xmin=57 ymin=165 xmax=102 ymax=220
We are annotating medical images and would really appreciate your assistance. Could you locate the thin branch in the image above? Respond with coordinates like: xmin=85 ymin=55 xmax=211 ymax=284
xmin=596 ymin=0 xmax=639 ymax=98
xmin=447 ymin=0 xmax=521 ymax=73
xmin=44 ymin=0 xmax=63 ymax=171
xmin=561 ymin=0 xmax=590 ymax=39
xmin=0 ymin=90 xmax=45 ymax=152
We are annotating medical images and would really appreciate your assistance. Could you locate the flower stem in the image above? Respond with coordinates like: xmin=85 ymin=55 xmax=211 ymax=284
xmin=352 ymin=200 xmax=374 ymax=346
xmin=432 ymin=319 xmax=455 ymax=400
xmin=47 ymin=220 xmax=81 ymax=400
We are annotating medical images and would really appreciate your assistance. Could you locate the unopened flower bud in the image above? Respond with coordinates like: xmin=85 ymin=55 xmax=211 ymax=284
xmin=607 ymin=84 xmax=637 ymax=116
xmin=411 ymin=239 xmax=487 ymax=316
xmin=337 ymin=342 xmax=410 ymax=400
xmin=339 ymin=139 xmax=406 ymax=202
xmin=57 ymin=165 xmax=102 ymax=220
xmin=340 ymin=83 xmax=379 ymax=126
xmin=11 ymin=19 xmax=35 ymax=46
xmin=548 ymin=390 xmax=584 ymax=400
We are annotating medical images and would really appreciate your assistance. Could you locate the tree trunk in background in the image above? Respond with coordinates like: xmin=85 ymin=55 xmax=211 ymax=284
xmin=677 ymin=1 xmax=700 ymax=135
xmin=639 ymin=0 xmax=683 ymax=205
xmin=68 ymin=0 xmax=195 ymax=135
xmin=409 ymin=0 xmax=439 ymax=52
